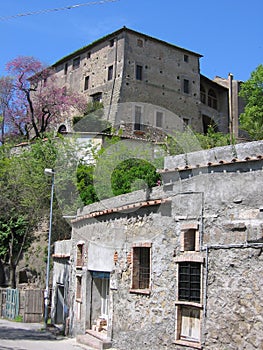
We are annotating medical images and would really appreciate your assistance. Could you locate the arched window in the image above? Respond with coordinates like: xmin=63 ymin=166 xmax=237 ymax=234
xmin=200 ymin=84 xmax=206 ymax=104
xmin=58 ymin=124 xmax=67 ymax=134
xmin=208 ymin=89 xmax=217 ymax=110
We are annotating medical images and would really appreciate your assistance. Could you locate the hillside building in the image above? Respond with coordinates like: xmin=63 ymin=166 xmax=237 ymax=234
xmin=52 ymin=27 xmax=244 ymax=139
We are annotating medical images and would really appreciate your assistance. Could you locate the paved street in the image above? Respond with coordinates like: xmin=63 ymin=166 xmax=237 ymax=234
xmin=0 ymin=318 xmax=93 ymax=350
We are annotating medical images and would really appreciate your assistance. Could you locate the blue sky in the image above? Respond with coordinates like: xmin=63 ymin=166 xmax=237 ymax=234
xmin=1 ymin=0 xmax=262 ymax=81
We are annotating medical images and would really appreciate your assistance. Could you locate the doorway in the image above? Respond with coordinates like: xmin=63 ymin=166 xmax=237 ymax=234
xmin=90 ymin=271 xmax=110 ymax=331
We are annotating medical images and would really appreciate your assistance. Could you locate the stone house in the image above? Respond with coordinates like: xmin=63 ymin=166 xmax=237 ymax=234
xmin=51 ymin=140 xmax=263 ymax=349
xmin=52 ymin=27 xmax=243 ymax=139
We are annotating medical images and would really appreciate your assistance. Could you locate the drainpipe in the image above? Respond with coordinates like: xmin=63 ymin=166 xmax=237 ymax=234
xmin=228 ymin=73 xmax=234 ymax=144
xmin=107 ymin=36 xmax=119 ymax=121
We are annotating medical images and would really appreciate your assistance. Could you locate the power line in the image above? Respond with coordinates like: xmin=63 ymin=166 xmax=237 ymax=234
xmin=0 ymin=0 xmax=119 ymax=21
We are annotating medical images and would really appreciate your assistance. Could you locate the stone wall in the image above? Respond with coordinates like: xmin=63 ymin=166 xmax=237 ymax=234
xmin=67 ymin=142 xmax=263 ymax=349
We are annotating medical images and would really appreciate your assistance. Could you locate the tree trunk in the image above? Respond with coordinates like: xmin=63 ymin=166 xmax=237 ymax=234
xmin=10 ymin=263 xmax=17 ymax=289
xmin=0 ymin=259 xmax=6 ymax=286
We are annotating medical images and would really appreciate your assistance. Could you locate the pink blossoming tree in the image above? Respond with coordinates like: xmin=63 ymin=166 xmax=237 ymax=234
xmin=4 ymin=56 xmax=87 ymax=140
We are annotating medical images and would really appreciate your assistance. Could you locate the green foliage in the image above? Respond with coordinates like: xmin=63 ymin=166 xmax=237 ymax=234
xmin=111 ymin=158 xmax=161 ymax=196
xmin=14 ymin=315 xmax=23 ymax=322
xmin=239 ymin=64 xmax=263 ymax=140
xmin=0 ymin=136 xmax=73 ymax=286
xmin=76 ymin=163 xmax=99 ymax=205
xmin=75 ymin=136 xmax=163 ymax=205
xmin=194 ymin=126 xmax=232 ymax=149
xmin=164 ymin=127 xmax=231 ymax=156
xmin=0 ymin=214 xmax=29 ymax=261
xmin=73 ymin=101 xmax=111 ymax=132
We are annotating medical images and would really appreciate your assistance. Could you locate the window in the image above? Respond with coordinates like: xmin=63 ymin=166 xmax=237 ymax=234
xmin=109 ymin=39 xmax=114 ymax=47
xmin=208 ymin=89 xmax=217 ymax=109
xmin=84 ymin=76 xmax=90 ymax=90
xmin=131 ymin=245 xmax=151 ymax=291
xmin=200 ymin=84 xmax=206 ymax=104
xmin=77 ymin=244 xmax=84 ymax=267
xmin=137 ymin=38 xmax=143 ymax=47
xmin=183 ymin=118 xmax=189 ymax=130
xmin=177 ymin=306 xmax=201 ymax=344
xmin=64 ymin=63 xmax=68 ymax=75
xmin=73 ymin=57 xmax=80 ymax=70
xmin=134 ymin=105 xmax=142 ymax=131
xmin=108 ymin=65 xmax=113 ymax=81
xmin=181 ymin=229 xmax=200 ymax=252
xmin=58 ymin=124 xmax=67 ymax=134
xmin=136 ymin=65 xmax=143 ymax=80
xmin=76 ymin=275 xmax=82 ymax=300
xmin=91 ymin=92 xmax=102 ymax=103
xmin=184 ymin=54 xmax=189 ymax=63
xmin=87 ymin=51 xmax=91 ymax=59
xmin=156 ymin=111 xmax=163 ymax=128
xmin=183 ymin=79 xmax=190 ymax=94
xmin=178 ymin=262 xmax=201 ymax=303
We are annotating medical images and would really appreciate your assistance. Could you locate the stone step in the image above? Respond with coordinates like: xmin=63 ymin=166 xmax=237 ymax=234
xmin=77 ymin=330 xmax=112 ymax=350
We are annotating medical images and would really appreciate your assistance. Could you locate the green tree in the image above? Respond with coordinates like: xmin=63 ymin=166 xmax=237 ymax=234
xmin=239 ymin=64 xmax=263 ymax=140
xmin=111 ymin=158 xmax=161 ymax=196
xmin=0 ymin=137 xmax=71 ymax=287
xmin=76 ymin=163 xmax=99 ymax=205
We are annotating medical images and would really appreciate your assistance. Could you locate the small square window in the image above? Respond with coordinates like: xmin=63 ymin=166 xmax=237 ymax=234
xmin=73 ymin=57 xmax=80 ymax=70
xmin=91 ymin=92 xmax=102 ymax=102
xmin=108 ymin=65 xmax=113 ymax=81
xmin=137 ymin=38 xmax=143 ymax=47
xmin=184 ymin=54 xmax=189 ymax=63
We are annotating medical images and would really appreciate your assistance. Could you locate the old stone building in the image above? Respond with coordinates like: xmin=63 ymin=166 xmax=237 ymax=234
xmin=51 ymin=140 xmax=263 ymax=350
xmin=52 ymin=27 xmax=243 ymax=138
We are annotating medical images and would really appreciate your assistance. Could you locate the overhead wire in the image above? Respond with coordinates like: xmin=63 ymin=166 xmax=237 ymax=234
xmin=0 ymin=0 xmax=119 ymax=21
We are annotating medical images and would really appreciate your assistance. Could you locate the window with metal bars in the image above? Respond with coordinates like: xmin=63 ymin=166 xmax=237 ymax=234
xmin=178 ymin=262 xmax=201 ymax=303
xmin=132 ymin=247 xmax=150 ymax=289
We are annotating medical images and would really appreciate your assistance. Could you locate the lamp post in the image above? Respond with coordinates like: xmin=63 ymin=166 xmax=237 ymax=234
xmin=44 ymin=168 xmax=55 ymax=327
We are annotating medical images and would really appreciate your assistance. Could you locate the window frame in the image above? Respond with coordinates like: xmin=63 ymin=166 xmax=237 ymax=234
xmin=130 ymin=243 xmax=151 ymax=294
xmin=76 ymin=243 xmax=84 ymax=268
xmin=208 ymin=89 xmax=218 ymax=110
xmin=64 ymin=62 xmax=68 ymax=75
xmin=180 ymin=224 xmax=200 ymax=252
xmin=183 ymin=79 xmax=190 ymax=94
xmin=84 ymin=76 xmax=90 ymax=91
xmin=156 ymin=111 xmax=164 ymax=128
xmin=76 ymin=275 xmax=82 ymax=301
xmin=107 ymin=65 xmax=114 ymax=81
xmin=72 ymin=57 xmax=80 ymax=70
xmin=136 ymin=64 xmax=143 ymax=81
xmin=134 ymin=105 xmax=143 ymax=131
xmin=175 ymin=255 xmax=204 ymax=349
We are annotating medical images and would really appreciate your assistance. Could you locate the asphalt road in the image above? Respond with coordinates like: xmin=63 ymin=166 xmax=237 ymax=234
xmin=0 ymin=318 xmax=93 ymax=350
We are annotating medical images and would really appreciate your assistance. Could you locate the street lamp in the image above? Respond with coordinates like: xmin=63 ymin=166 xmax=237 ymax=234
xmin=44 ymin=168 xmax=55 ymax=327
